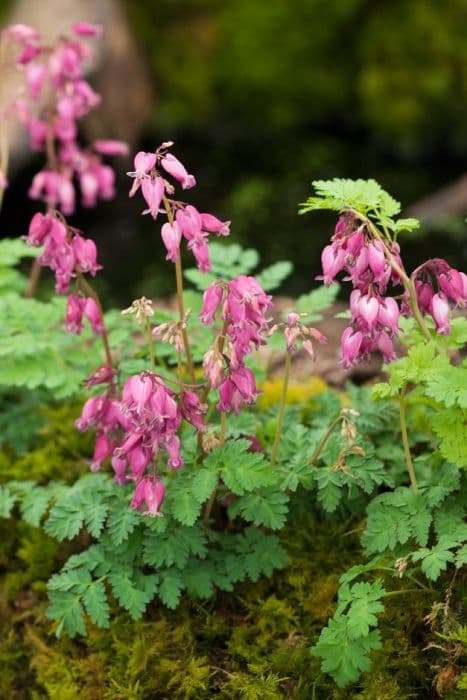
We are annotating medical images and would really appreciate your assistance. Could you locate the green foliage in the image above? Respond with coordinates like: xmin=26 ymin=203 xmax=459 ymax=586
xmin=184 ymin=241 xmax=292 ymax=292
xmin=312 ymin=580 xmax=385 ymax=687
xmin=300 ymin=178 xmax=419 ymax=234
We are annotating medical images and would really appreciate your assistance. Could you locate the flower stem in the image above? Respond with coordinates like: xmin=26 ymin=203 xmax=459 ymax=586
xmin=271 ymin=352 xmax=291 ymax=465
xmin=163 ymin=195 xmax=196 ymax=383
xmin=145 ymin=318 xmax=156 ymax=371
xmin=399 ymin=384 xmax=419 ymax=494
xmin=77 ymin=273 xmax=114 ymax=372
xmin=309 ymin=412 xmax=342 ymax=465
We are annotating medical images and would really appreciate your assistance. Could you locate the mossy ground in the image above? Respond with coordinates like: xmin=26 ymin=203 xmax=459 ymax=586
xmin=0 ymin=404 xmax=464 ymax=699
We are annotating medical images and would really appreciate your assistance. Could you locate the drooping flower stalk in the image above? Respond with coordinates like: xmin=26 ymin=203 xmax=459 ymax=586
xmin=270 ymin=352 xmax=291 ymax=465
xmin=163 ymin=196 xmax=196 ymax=384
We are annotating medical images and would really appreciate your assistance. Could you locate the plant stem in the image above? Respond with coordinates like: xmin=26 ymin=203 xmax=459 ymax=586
xmin=163 ymin=195 xmax=196 ymax=384
xmin=399 ymin=384 xmax=419 ymax=494
xmin=0 ymin=38 xmax=10 ymax=214
xmin=271 ymin=352 xmax=291 ymax=465
xmin=145 ymin=318 xmax=156 ymax=370
xmin=78 ymin=273 xmax=114 ymax=371
xmin=309 ymin=412 xmax=342 ymax=465
xmin=23 ymin=258 xmax=42 ymax=298
xmin=220 ymin=411 xmax=227 ymax=445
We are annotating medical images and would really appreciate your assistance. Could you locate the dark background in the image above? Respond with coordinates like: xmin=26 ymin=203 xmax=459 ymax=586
xmin=1 ymin=0 xmax=467 ymax=304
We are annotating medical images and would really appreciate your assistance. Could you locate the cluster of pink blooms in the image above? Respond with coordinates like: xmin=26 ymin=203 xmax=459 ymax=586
xmin=127 ymin=142 xmax=230 ymax=272
xmin=75 ymin=371 xmax=207 ymax=516
xmin=24 ymin=210 xmax=104 ymax=334
xmin=408 ymin=258 xmax=467 ymax=336
xmin=320 ymin=212 xmax=466 ymax=367
xmin=200 ymin=275 xmax=273 ymax=413
xmin=2 ymin=22 xmax=128 ymax=213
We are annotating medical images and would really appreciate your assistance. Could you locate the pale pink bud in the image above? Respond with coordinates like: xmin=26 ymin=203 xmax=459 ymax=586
xmin=93 ymin=139 xmax=129 ymax=157
xmin=357 ymin=294 xmax=379 ymax=330
xmin=127 ymin=152 xmax=157 ymax=196
xmin=341 ymin=327 xmax=363 ymax=368
xmin=141 ymin=177 xmax=165 ymax=219
xmin=176 ymin=205 xmax=203 ymax=240
xmin=200 ymin=283 xmax=224 ymax=324
xmin=128 ymin=447 xmax=150 ymax=480
xmin=302 ymin=339 xmax=315 ymax=360
xmin=26 ymin=62 xmax=46 ymax=100
xmin=367 ymin=241 xmax=386 ymax=279
xmin=430 ymin=292 xmax=451 ymax=335
xmin=415 ymin=280 xmax=434 ymax=314
xmin=378 ymin=297 xmax=400 ymax=335
xmin=111 ymin=455 xmax=128 ymax=484
xmin=200 ymin=212 xmax=230 ymax=236
xmin=65 ymin=295 xmax=85 ymax=334
xmin=217 ymin=378 xmax=234 ymax=412
xmin=161 ymin=221 xmax=182 ymax=263
xmin=131 ymin=477 xmax=165 ymax=516
xmin=165 ymin=435 xmax=184 ymax=469
xmin=320 ymin=244 xmax=346 ymax=285
xmin=160 ymin=152 xmax=196 ymax=190
xmin=91 ymin=433 xmax=115 ymax=472
xmin=59 ymin=177 xmax=76 ymax=215
xmin=203 ymin=347 xmax=224 ymax=387
xmin=72 ymin=235 xmax=101 ymax=275
xmin=83 ymin=297 xmax=104 ymax=335
xmin=25 ymin=212 xmax=52 ymax=246
xmin=95 ymin=164 xmax=116 ymax=200
xmin=189 ymin=235 xmax=211 ymax=272
xmin=377 ymin=331 xmax=396 ymax=363
xmin=71 ymin=22 xmax=103 ymax=37
xmin=80 ymin=171 xmax=99 ymax=208
xmin=3 ymin=24 xmax=39 ymax=42
xmin=439 ymin=269 xmax=465 ymax=305
xmin=231 ymin=367 xmax=257 ymax=404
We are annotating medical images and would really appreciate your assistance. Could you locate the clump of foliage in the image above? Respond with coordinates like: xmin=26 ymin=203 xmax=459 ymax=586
xmin=0 ymin=21 xmax=465 ymax=697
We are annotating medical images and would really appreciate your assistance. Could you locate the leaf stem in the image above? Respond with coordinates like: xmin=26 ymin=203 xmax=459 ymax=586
xmin=309 ymin=412 xmax=342 ymax=465
xmin=399 ymin=384 xmax=419 ymax=494
xmin=271 ymin=352 xmax=291 ymax=465
xmin=145 ymin=317 xmax=156 ymax=371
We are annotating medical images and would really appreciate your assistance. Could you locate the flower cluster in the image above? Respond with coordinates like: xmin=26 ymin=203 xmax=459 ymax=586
xmin=127 ymin=142 xmax=230 ymax=271
xmin=24 ymin=210 xmax=104 ymax=333
xmin=281 ymin=312 xmax=327 ymax=359
xmin=75 ymin=372 xmax=207 ymax=515
xmin=321 ymin=213 xmax=467 ymax=366
xmin=2 ymin=22 xmax=128 ymax=213
xmin=409 ymin=258 xmax=467 ymax=336
xmin=319 ymin=213 xmax=405 ymax=366
xmin=200 ymin=275 xmax=273 ymax=413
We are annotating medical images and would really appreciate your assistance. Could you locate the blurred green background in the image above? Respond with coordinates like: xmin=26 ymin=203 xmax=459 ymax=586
xmin=2 ymin=0 xmax=467 ymax=303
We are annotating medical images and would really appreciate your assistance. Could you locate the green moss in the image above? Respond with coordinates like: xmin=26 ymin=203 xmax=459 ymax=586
xmin=0 ymin=403 xmax=463 ymax=698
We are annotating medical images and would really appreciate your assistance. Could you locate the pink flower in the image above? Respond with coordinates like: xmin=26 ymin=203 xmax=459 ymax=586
xmin=188 ymin=235 xmax=211 ymax=272
xmin=141 ymin=177 xmax=165 ymax=219
xmin=341 ymin=327 xmax=363 ymax=368
xmin=131 ymin=477 xmax=165 ymax=517
xmin=93 ymin=139 xmax=129 ymax=157
xmin=202 ymin=347 xmax=225 ymax=387
xmin=200 ymin=212 xmax=230 ymax=236
xmin=127 ymin=151 xmax=157 ymax=197
xmin=24 ymin=212 xmax=52 ymax=246
xmin=160 ymin=152 xmax=196 ymax=190
xmin=181 ymin=391 xmax=207 ymax=432
xmin=377 ymin=331 xmax=396 ymax=363
xmin=72 ymin=234 xmax=101 ymax=275
xmin=25 ymin=62 xmax=46 ymax=100
xmin=3 ymin=24 xmax=39 ymax=42
xmin=378 ymin=297 xmax=400 ymax=335
xmin=430 ymin=292 xmax=451 ymax=335
xmin=83 ymin=297 xmax=104 ymax=335
xmin=357 ymin=294 xmax=379 ymax=331
xmin=165 ymin=434 xmax=184 ymax=469
xmin=65 ymin=295 xmax=85 ymax=334
xmin=91 ymin=433 xmax=115 ymax=472
xmin=319 ymin=245 xmax=346 ymax=285
xmin=161 ymin=221 xmax=182 ymax=263
xmin=71 ymin=22 xmax=103 ymax=38
xmin=200 ymin=283 xmax=224 ymax=324
xmin=176 ymin=205 xmax=203 ymax=240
